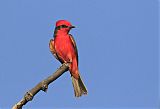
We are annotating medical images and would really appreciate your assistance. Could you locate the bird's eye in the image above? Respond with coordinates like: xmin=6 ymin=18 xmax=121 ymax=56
xmin=55 ymin=25 xmax=69 ymax=30
xmin=61 ymin=25 xmax=68 ymax=28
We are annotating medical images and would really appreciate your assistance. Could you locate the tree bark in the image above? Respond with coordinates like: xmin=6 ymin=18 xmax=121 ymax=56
xmin=12 ymin=63 xmax=69 ymax=109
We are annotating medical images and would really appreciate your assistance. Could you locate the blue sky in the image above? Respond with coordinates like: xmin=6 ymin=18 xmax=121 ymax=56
xmin=0 ymin=0 xmax=159 ymax=109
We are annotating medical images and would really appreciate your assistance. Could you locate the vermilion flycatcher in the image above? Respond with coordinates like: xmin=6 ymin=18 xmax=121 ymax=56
xmin=49 ymin=20 xmax=88 ymax=97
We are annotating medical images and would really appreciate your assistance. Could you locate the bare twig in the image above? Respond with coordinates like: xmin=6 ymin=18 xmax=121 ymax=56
xmin=12 ymin=63 xmax=69 ymax=109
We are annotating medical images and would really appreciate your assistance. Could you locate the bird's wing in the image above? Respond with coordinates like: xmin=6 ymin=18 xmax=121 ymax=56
xmin=49 ymin=39 xmax=59 ymax=60
xmin=69 ymin=34 xmax=78 ymax=65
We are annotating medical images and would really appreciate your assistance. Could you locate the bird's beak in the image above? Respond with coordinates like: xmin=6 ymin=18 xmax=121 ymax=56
xmin=70 ymin=26 xmax=75 ymax=28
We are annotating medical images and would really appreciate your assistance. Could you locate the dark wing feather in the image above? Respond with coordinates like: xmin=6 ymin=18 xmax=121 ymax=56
xmin=69 ymin=34 xmax=78 ymax=65
xmin=49 ymin=39 xmax=58 ymax=59
xmin=49 ymin=39 xmax=64 ymax=64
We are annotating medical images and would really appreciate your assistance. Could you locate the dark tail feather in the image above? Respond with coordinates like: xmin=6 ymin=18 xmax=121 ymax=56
xmin=71 ymin=75 xmax=88 ymax=97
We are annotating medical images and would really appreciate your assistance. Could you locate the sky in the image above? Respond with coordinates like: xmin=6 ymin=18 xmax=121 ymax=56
xmin=0 ymin=0 xmax=159 ymax=109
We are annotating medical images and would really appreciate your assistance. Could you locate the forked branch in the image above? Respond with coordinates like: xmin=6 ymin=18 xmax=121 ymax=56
xmin=12 ymin=63 xmax=70 ymax=109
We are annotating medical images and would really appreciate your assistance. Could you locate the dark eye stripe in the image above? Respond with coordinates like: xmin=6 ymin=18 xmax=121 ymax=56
xmin=61 ymin=25 xmax=68 ymax=28
xmin=56 ymin=25 xmax=69 ymax=30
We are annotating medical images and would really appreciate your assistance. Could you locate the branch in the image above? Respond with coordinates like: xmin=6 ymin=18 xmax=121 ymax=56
xmin=12 ymin=63 xmax=70 ymax=109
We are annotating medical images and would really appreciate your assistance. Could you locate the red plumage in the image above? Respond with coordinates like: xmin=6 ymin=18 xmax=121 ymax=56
xmin=49 ymin=20 xmax=87 ymax=97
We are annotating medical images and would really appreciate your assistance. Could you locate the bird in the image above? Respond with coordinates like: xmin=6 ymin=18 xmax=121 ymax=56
xmin=49 ymin=20 xmax=88 ymax=97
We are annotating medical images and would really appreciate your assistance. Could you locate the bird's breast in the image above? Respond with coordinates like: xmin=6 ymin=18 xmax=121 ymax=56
xmin=54 ymin=35 xmax=74 ymax=61
xmin=55 ymin=35 xmax=70 ymax=50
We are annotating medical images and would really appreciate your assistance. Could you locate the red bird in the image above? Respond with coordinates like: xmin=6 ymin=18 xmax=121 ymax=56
xmin=49 ymin=20 xmax=87 ymax=97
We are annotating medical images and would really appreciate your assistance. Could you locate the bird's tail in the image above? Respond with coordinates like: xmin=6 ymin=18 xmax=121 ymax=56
xmin=71 ymin=73 xmax=88 ymax=97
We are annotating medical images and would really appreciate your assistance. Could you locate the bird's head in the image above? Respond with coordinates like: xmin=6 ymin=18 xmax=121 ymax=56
xmin=55 ymin=20 xmax=75 ymax=33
